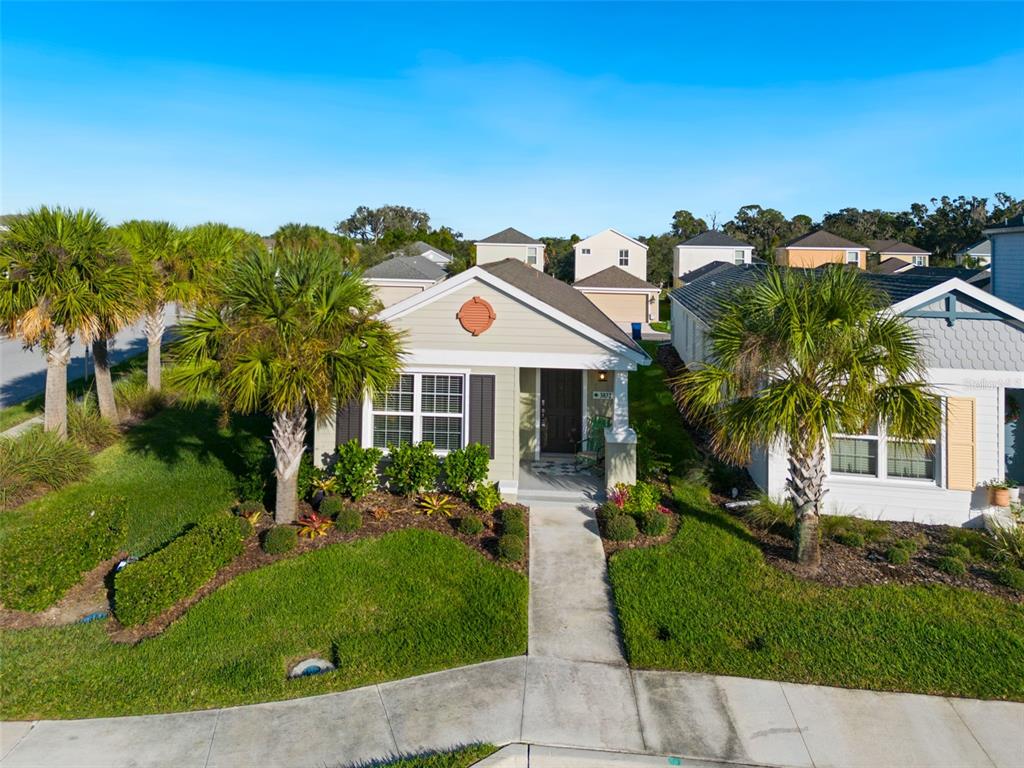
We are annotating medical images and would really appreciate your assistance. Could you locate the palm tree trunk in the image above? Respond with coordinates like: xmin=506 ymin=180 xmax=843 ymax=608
xmin=788 ymin=440 xmax=827 ymax=568
xmin=272 ymin=407 xmax=307 ymax=524
xmin=144 ymin=306 xmax=164 ymax=392
xmin=44 ymin=328 xmax=71 ymax=438
xmin=91 ymin=338 xmax=119 ymax=424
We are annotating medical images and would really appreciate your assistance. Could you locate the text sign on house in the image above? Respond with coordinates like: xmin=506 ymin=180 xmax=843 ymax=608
xmin=593 ymin=391 xmax=613 ymax=400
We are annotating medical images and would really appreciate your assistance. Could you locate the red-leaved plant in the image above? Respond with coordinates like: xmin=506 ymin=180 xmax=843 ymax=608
xmin=609 ymin=483 xmax=630 ymax=510
xmin=296 ymin=512 xmax=331 ymax=539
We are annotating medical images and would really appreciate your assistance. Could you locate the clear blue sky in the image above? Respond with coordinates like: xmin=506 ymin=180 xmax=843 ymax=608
xmin=3 ymin=2 xmax=1023 ymax=238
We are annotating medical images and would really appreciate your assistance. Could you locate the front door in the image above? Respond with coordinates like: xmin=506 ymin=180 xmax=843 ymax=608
xmin=541 ymin=369 xmax=582 ymax=453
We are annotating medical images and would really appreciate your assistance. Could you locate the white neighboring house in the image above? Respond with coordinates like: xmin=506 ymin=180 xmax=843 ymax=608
xmin=389 ymin=240 xmax=453 ymax=266
xmin=669 ymin=262 xmax=1024 ymax=527
xmin=957 ymin=239 xmax=992 ymax=267
xmin=363 ymin=254 xmax=447 ymax=308
xmin=673 ymin=230 xmax=754 ymax=287
xmin=573 ymin=228 xmax=649 ymax=283
xmin=474 ymin=228 xmax=545 ymax=270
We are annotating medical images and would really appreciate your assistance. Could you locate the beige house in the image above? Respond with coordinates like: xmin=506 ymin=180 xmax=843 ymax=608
xmin=573 ymin=228 xmax=648 ymax=283
xmin=777 ymin=230 xmax=869 ymax=270
xmin=315 ymin=259 xmax=651 ymax=499
xmin=867 ymin=239 xmax=930 ymax=268
xmin=363 ymin=254 xmax=447 ymax=308
xmin=474 ymin=227 xmax=545 ymax=270
xmin=573 ymin=266 xmax=660 ymax=324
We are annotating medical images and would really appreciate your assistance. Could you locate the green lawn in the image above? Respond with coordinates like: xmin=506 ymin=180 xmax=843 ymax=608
xmin=0 ymin=404 xmax=267 ymax=558
xmin=1 ymin=529 xmax=528 ymax=719
xmin=381 ymin=744 xmax=496 ymax=768
xmin=630 ymin=341 xmax=699 ymax=475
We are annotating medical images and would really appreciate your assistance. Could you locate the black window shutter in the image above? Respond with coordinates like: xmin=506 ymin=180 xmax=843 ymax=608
xmin=468 ymin=375 xmax=496 ymax=459
xmin=335 ymin=397 xmax=363 ymax=447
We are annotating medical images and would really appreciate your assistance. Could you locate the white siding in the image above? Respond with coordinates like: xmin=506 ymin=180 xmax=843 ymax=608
xmin=475 ymin=242 xmax=544 ymax=270
xmin=673 ymin=245 xmax=753 ymax=285
xmin=574 ymin=229 xmax=649 ymax=282
xmin=670 ymin=298 xmax=709 ymax=365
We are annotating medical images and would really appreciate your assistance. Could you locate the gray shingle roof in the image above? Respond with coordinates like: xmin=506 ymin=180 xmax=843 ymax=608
xmin=669 ymin=263 xmax=961 ymax=326
xmin=784 ymin=230 xmax=867 ymax=250
xmin=476 ymin=227 xmax=543 ymax=245
xmin=957 ymin=239 xmax=991 ymax=257
xmin=389 ymin=241 xmax=452 ymax=261
xmin=866 ymin=239 xmax=929 ymax=255
xmin=874 ymin=257 xmax=914 ymax=275
xmin=984 ymin=213 xmax=1024 ymax=231
xmin=478 ymin=260 xmax=647 ymax=356
xmin=363 ymin=254 xmax=447 ymax=281
xmin=680 ymin=230 xmax=751 ymax=248
xmin=573 ymin=266 xmax=658 ymax=290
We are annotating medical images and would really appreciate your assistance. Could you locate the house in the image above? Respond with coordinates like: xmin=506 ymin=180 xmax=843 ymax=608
xmin=866 ymin=239 xmax=930 ymax=268
xmin=673 ymin=231 xmax=754 ymax=287
xmin=669 ymin=262 xmax=1024 ymax=526
xmin=985 ymin=213 xmax=1024 ymax=309
xmin=474 ymin=228 xmax=545 ymax=270
xmin=776 ymin=230 xmax=869 ymax=270
xmin=957 ymin=239 xmax=991 ymax=267
xmin=572 ymin=266 xmax=660 ymax=324
xmin=387 ymin=240 xmax=453 ymax=266
xmin=314 ymin=259 xmax=652 ymax=499
xmin=573 ymin=228 xmax=648 ymax=283
xmin=874 ymin=257 xmax=916 ymax=275
xmin=363 ymin=254 xmax=447 ymax=307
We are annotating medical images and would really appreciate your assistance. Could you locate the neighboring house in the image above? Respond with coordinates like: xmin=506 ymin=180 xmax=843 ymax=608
xmin=669 ymin=262 xmax=1024 ymax=526
xmin=388 ymin=240 xmax=453 ymax=266
xmin=985 ymin=213 xmax=1024 ymax=310
xmin=572 ymin=266 xmax=660 ymax=324
xmin=776 ymin=230 xmax=869 ymax=270
xmin=314 ymin=259 xmax=652 ymax=498
xmin=474 ymin=228 xmax=545 ymax=270
xmin=363 ymin=254 xmax=447 ymax=308
xmin=874 ymin=257 xmax=916 ymax=275
xmin=956 ymin=238 xmax=991 ymax=267
xmin=867 ymin=239 xmax=930 ymax=268
xmin=673 ymin=230 xmax=754 ymax=287
xmin=573 ymin=228 xmax=649 ymax=283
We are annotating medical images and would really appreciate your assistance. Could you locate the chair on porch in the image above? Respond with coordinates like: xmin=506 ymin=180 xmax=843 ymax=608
xmin=575 ymin=416 xmax=609 ymax=474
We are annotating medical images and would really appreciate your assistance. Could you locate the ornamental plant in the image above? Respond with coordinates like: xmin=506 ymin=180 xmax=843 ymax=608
xmin=386 ymin=441 xmax=439 ymax=495
xmin=443 ymin=443 xmax=490 ymax=498
xmin=296 ymin=512 xmax=331 ymax=539
xmin=418 ymin=492 xmax=455 ymax=517
xmin=334 ymin=439 xmax=383 ymax=500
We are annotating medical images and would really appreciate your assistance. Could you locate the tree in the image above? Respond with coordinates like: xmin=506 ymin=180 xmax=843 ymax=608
xmin=272 ymin=223 xmax=359 ymax=265
xmin=724 ymin=205 xmax=796 ymax=261
xmin=169 ymin=246 xmax=403 ymax=523
xmin=674 ymin=267 xmax=939 ymax=567
xmin=670 ymin=210 xmax=708 ymax=239
xmin=541 ymin=235 xmax=578 ymax=283
xmin=336 ymin=205 xmax=430 ymax=244
xmin=638 ymin=233 xmax=679 ymax=286
xmin=0 ymin=207 xmax=135 ymax=436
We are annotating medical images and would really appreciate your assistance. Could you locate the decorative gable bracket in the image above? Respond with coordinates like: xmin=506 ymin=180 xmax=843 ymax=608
xmin=904 ymin=292 xmax=1002 ymax=327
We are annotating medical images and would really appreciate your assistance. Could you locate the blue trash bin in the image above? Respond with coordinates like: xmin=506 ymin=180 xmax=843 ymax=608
xmin=631 ymin=322 xmax=642 ymax=340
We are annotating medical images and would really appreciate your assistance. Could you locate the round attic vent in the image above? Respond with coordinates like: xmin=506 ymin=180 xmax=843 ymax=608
xmin=456 ymin=296 xmax=496 ymax=336
xmin=288 ymin=658 xmax=336 ymax=679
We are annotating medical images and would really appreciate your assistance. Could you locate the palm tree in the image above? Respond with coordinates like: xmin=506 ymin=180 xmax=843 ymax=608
xmin=169 ymin=246 xmax=403 ymax=523
xmin=674 ymin=267 xmax=940 ymax=567
xmin=0 ymin=206 xmax=135 ymax=436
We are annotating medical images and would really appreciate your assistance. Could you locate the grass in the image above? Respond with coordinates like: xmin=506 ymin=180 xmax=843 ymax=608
xmin=375 ymin=744 xmax=496 ymax=768
xmin=0 ymin=529 xmax=527 ymax=719
xmin=630 ymin=341 xmax=700 ymax=475
xmin=649 ymin=320 xmax=670 ymax=333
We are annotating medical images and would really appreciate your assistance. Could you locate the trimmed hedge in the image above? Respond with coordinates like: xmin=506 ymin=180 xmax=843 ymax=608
xmin=319 ymin=496 xmax=344 ymax=519
xmin=262 ymin=525 xmax=297 ymax=554
xmin=1 ymin=495 xmax=128 ymax=612
xmin=114 ymin=516 xmax=245 ymax=626
xmin=605 ymin=514 xmax=639 ymax=542
xmin=503 ymin=518 xmax=527 ymax=539
xmin=497 ymin=534 xmax=525 ymax=563
xmin=334 ymin=505 xmax=363 ymax=533
xmin=459 ymin=515 xmax=484 ymax=535
xmin=637 ymin=509 xmax=669 ymax=537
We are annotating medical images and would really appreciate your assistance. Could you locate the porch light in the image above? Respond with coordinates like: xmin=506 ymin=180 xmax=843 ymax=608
xmin=597 ymin=371 xmax=608 ymax=382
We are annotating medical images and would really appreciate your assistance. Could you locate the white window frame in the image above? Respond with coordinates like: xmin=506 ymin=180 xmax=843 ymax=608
xmin=830 ymin=427 xmax=880 ymax=477
xmin=828 ymin=419 xmax=940 ymax=485
xmin=366 ymin=370 xmax=470 ymax=454
xmin=581 ymin=247 xmax=591 ymax=255
xmin=846 ymin=250 xmax=860 ymax=265
xmin=527 ymin=247 xmax=538 ymax=265
xmin=734 ymin=249 xmax=745 ymax=265
xmin=618 ymin=249 xmax=630 ymax=266
xmin=912 ymin=255 xmax=926 ymax=267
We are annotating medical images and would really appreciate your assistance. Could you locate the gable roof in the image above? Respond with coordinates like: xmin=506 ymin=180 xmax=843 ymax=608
xmin=866 ymin=239 xmax=929 ymax=255
xmin=678 ymin=261 xmax=736 ymax=285
xmin=875 ymin=257 xmax=915 ymax=275
xmin=476 ymin=227 xmax=543 ymax=245
xmin=783 ymin=230 xmax=867 ymax=250
xmin=576 ymin=228 xmax=648 ymax=250
xmin=957 ymin=239 xmax=991 ymax=257
xmin=984 ymin=212 xmax=1024 ymax=233
xmin=389 ymin=240 xmax=453 ymax=262
xmin=572 ymin=266 xmax=658 ymax=291
xmin=679 ymin=230 xmax=752 ymax=249
xmin=363 ymin=254 xmax=447 ymax=282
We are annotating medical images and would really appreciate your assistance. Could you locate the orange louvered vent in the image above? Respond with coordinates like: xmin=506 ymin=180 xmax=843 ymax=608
xmin=456 ymin=296 xmax=496 ymax=336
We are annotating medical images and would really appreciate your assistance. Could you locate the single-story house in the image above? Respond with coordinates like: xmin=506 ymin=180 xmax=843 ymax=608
xmin=572 ymin=266 xmax=660 ymax=324
xmin=363 ymin=254 xmax=447 ymax=308
xmin=673 ymin=230 xmax=754 ymax=287
xmin=956 ymin=238 xmax=991 ymax=267
xmin=388 ymin=240 xmax=454 ymax=266
xmin=866 ymin=239 xmax=930 ymax=268
xmin=314 ymin=258 xmax=652 ymax=499
xmin=669 ymin=262 xmax=1024 ymax=527
xmin=776 ymin=230 xmax=870 ymax=270
xmin=474 ymin=228 xmax=545 ymax=270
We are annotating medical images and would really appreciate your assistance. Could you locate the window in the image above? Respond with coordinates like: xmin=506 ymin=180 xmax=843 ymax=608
xmin=734 ymin=249 xmax=745 ymax=265
xmin=831 ymin=424 xmax=878 ymax=475
xmin=846 ymin=250 xmax=860 ymax=265
xmin=887 ymin=438 xmax=935 ymax=480
xmin=619 ymin=249 xmax=630 ymax=266
xmin=371 ymin=373 xmax=464 ymax=451
xmin=913 ymin=255 xmax=926 ymax=267
xmin=527 ymin=247 xmax=538 ymax=265
xmin=581 ymin=247 xmax=591 ymax=255
xmin=830 ymin=419 xmax=938 ymax=482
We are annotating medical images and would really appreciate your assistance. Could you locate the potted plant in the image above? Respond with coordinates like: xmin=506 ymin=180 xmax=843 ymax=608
xmin=1009 ymin=479 xmax=1021 ymax=504
xmin=984 ymin=479 xmax=1011 ymax=508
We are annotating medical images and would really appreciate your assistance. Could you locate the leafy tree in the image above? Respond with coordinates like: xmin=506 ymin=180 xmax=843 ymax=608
xmin=272 ymin=223 xmax=358 ymax=265
xmin=670 ymin=210 xmax=708 ymax=239
xmin=336 ymin=205 xmax=430 ymax=244
xmin=169 ymin=246 xmax=403 ymax=523
xmin=639 ymin=233 xmax=680 ymax=286
xmin=674 ymin=267 xmax=939 ymax=567
xmin=724 ymin=205 xmax=808 ymax=261
xmin=542 ymin=235 xmax=578 ymax=283
xmin=0 ymin=207 xmax=135 ymax=436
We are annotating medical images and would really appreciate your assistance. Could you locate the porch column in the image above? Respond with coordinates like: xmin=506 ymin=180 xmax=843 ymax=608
xmin=605 ymin=369 xmax=637 ymax=490
xmin=612 ymin=370 xmax=628 ymax=431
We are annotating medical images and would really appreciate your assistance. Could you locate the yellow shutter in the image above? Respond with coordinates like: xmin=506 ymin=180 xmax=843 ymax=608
xmin=946 ymin=397 xmax=976 ymax=491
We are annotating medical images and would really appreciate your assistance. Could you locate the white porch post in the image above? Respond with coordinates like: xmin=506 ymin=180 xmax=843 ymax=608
xmin=605 ymin=368 xmax=638 ymax=491
xmin=612 ymin=370 xmax=629 ymax=431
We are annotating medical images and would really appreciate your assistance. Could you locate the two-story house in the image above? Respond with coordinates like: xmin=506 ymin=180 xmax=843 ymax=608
xmin=474 ymin=228 xmax=545 ymax=270
xmin=572 ymin=228 xmax=659 ymax=326
xmin=673 ymin=230 xmax=754 ymax=287
xmin=776 ymin=230 xmax=869 ymax=270
xmin=867 ymin=239 xmax=930 ymax=268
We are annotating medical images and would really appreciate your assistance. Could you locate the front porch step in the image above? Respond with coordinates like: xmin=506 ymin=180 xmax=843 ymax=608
xmin=519 ymin=488 xmax=605 ymax=504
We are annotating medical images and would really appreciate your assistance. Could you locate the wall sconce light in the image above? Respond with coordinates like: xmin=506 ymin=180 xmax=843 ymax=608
xmin=597 ymin=371 xmax=607 ymax=382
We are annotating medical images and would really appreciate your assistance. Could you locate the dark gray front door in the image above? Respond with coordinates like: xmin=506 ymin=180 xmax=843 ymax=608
xmin=541 ymin=369 xmax=582 ymax=454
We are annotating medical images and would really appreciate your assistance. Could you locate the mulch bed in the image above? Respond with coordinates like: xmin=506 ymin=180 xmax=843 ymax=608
xmin=600 ymin=507 xmax=679 ymax=557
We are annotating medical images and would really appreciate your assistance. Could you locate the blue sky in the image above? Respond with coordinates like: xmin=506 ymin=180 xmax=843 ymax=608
xmin=3 ymin=2 xmax=1023 ymax=238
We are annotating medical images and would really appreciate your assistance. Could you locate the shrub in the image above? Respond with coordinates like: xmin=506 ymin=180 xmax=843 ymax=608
xmin=0 ymin=495 xmax=128 ymax=612
xmin=418 ymin=492 xmax=456 ymax=517
xmin=743 ymin=496 xmax=796 ymax=531
xmin=334 ymin=440 xmax=382 ymax=500
xmin=605 ymin=514 xmax=639 ymax=541
xmin=596 ymin=501 xmax=619 ymax=525
xmin=235 ymin=516 xmax=254 ymax=539
xmin=997 ymin=565 xmax=1024 ymax=592
xmin=834 ymin=531 xmax=866 ymax=548
xmin=113 ymin=370 xmax=165 ymax=419
xmin=386 ymin=442 xmax=439 ymax=495
xmin=113 ymin=515 xmax=244 ymax=626
xmin=886 ymin=546 xmax=911 ymax=566
xmin=624 ymin=481 xmax=660 ymax=516
xmin=236 ymin=439 xmax=271 ymax=503
xmin=936 ymin=556 xmax=967 ymax=577
xmin=944 ymin=543 xmax=973 ymax=562
xmin=67 ymin=393 xmax=119 ymax=450
xmin=501 ymin=507 xmax=524 ymax=526
xmin=473 ymin=483 xmax=502 ymax=514
xmin=989 ymin=524 xmax=1024 ymax=568
xmin=443 ymin=443 xmax=490 ymax=497
xmin=891 ymin=535 xmax=924 ymax=556
xmin=236 ymin=500 xmax=265 ymax=526
xmin=497 ymin=534 xmax=525 ymax=562
xmin=947 ymin=528 xmax=992 ymax=562
xmin=318 ymin=496 xmax=345 ymax=519
xmin=296 ymin=513 xmax=331 ymax=539
xmin=637 ymin=509 xmax=669 ymax=537
xmin=608 ymin=483 xmax=630 ymax=510
xmin=0 ymin=427 xmax=92 ymax=509
xmin=334 ymin=505 xmax=363 ymax=533
xmin=261 ymin=525 xmax=297 ymax=555
xmin=459 ymin=515 xmax=484 ymax=535
xmin=503 ymin=518 xmax=527 ymax=538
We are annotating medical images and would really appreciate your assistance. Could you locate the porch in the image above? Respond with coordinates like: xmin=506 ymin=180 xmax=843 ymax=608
xmin=518 ymin=455 xmax=604 ymax=503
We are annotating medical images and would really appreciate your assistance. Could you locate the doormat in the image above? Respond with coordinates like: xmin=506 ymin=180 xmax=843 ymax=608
xmin=529 ymin=460 xmax=587 ymax=477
